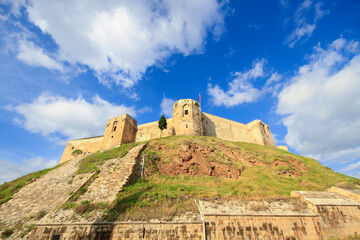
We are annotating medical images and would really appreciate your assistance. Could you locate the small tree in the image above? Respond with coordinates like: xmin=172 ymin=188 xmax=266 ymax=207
xmin=158 ymin=115 xmax=167 ymax=138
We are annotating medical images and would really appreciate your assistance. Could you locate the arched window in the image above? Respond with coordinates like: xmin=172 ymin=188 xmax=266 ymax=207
xmin=112 ymin=121 xmax=118 ymax=132
xmin=183 ymin=104 xmax=189 ymax=117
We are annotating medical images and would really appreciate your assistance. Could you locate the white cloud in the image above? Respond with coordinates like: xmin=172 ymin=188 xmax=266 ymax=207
xmin=9 ymin=93 xmax=136 ymax=141
xmin=17 ymin=40 xmax=64 ymax=71
xmin=279 ymin=0 xmax=289 ymax=8
xmin=207 ymin=59 xmax=280 ymax=107
xmin=160 ymin=96 xmax=176 ymax=118
xmin=0 ymin=157 xmax=57 ymax=184
xmin=0 ymin=0 xmax=26 ymax=17
xmin=285 ymin=0 xmax=329 ymax=48
xmin=248 ymin=23 xmax=261 ymax=30
xmin=342 ymin=160 xmax=360 ymax=172
xmin=277 ymin=38 xmax=360 ymax=176
xmin=6 ymin=0 xmax=226 ymax=88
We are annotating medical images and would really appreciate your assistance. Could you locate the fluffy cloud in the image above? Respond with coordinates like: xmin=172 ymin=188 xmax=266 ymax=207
xmin=0 ymin=156 xmax=57 ymax=184
xmin=277 ymin=38 xmax=360 ymax=176
xmin=160 ymin=96 xmax=176 ymax=118
xmin=6 ymin=0 xmax=225 ymax=88
xmin=17 ymin=40 xmax=63 ymax=71
xmin=207 ymin=59 xmax=281 ymax=107
xmin=285 ymin=0 xmax=329 ymax=48
xmin=9 ymin=93 xmax=136 ymax=142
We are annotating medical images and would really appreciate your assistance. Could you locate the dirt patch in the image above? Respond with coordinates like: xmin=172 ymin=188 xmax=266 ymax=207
xmin=146 ymin=143 xmax=243 ymax=179
xmin=158 ymin=143 xmax=241 ymax=179
xmin=272 ymin=158 xmax=307 ymax=177
xmin=145 ymin=140 xmax=307 ymax=179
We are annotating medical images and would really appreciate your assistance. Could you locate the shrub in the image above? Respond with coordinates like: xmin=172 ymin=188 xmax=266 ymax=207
xmin=36 ymin=210 xmax=46 ymax=220
xmin=72 ymin=149 xmax=83 ymax=156
xmin=1 ymin=228 xmax=14 ymax=238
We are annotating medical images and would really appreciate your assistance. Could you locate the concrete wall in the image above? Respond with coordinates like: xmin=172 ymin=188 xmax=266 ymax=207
xmin=202 ymin=113 xmax=276 ymax=148
xmin=59 ymin=136 xmax=104 ymax=164
xmin=136 ymin=118 xmax=175 ymax=142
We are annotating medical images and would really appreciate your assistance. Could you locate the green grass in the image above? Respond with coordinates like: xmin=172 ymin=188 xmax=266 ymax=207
xmin=76 ymin=142 xmax=142 ymax=174
xmin=1 ymin=228 xmax=14 ymax=238
xmin=0 ymin=165 xmax=60 ymax=206
xmin=2 ymin=135 xmax=359 ymax=222
xmin=143 ymin=136 xmax=359 ymax=191
xmin=71 ymin=149 xmax=83 ymax=156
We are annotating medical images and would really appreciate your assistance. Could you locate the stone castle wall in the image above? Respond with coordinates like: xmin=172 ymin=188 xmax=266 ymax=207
xmin=173 ymin=99 xmax=203 ymax=136
xmin=59 ymin=136 xmax=104 ymax=164
xmin=60 ymin=99 xmax=279 ymax=164
xmin=101 ymin=114 xmax=137 ymax=150
xmin=202 ymin=113 xmax=275 ymax=147
xmin=136 ymin=118 xmax=175 ymax=142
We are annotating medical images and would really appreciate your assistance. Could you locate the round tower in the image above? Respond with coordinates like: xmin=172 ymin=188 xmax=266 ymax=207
xmin=172 ymin=99 xmax=203 ymax=136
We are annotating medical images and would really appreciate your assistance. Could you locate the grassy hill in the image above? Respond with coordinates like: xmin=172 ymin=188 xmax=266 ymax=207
xmin=1 ymin=136 xmax=359 ymax=223
xmin=103 ymin=136 xmax=359 ymax=221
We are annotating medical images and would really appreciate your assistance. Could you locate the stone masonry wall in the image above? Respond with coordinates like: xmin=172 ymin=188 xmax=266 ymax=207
xmin=173 ymin=99 xmax=203 ymax=136
xmin=29 ymin=222 xmax=203 ymax=240
xmin=247 ymin=120 xmax=276 ymax=147
xmin=202 ymin=112 xmax=250 ymax=143
xmin=77 ymin=144 xmax=146 ymax=203
xmin=136 ymin=119 xmax=175 ymax=142
xmin=0 ymin=157 xmax=94 ymax=227
xmin=101 ymin=114 xmax=137 ymax=151
xmin=202 ymin=113 xmax=276 ymax=147
xmin=59 ymin=136 xmax=104 ymax=164
xmin=317 ymin=205 xmax=360 ymax=239
xmin=205 ymin=215 xmax=323 ymax=240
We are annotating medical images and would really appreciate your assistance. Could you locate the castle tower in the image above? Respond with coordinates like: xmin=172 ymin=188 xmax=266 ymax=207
xmin=173 ymin=99 xmax=203 ymax=136
xmin=101 ymin=114 xmax=137 ymax=150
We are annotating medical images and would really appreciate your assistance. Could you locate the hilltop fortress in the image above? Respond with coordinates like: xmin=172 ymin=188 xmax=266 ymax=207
xmin=60 ymin=99 xmax=287 ymax=164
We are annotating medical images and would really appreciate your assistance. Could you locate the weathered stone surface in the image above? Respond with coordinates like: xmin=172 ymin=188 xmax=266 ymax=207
xmin=77 ymin=144 xmax=146 ymax=203
xmin=101 ymin=114 xmax=138 ymax=151
xmin=327 ymin=186 xmax=360 ymax=202
xmin=136 ymin=118 xmax=175 ymax=142
xmin=59 ymin=136 xmax=104 ymax=164
xmin=291 ymin=191 xmax=360 ymax=206
xmin=29 ymin=222 xmax=204 ymax=240
xmin=199 ymin=199 xmax=316 ymax=216
xmin=205 ymin=215 xmax=323 ymax=240
xmin=202 ymin=113 xmax=276 ymax=148
xmin=0 ymin=157 xmax=93 ymax=226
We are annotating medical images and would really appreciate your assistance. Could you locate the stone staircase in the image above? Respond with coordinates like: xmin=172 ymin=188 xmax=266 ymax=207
xmin=76 ymin=144 xmax=146 ymax=203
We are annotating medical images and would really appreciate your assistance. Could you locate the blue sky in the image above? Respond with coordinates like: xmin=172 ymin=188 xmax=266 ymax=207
xmin=0 ymin=0 xmax=360 ymax=184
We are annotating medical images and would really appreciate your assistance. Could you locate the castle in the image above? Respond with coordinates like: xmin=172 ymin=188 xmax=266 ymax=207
xmin=60 ymin=99 xmax=287 ymax=164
